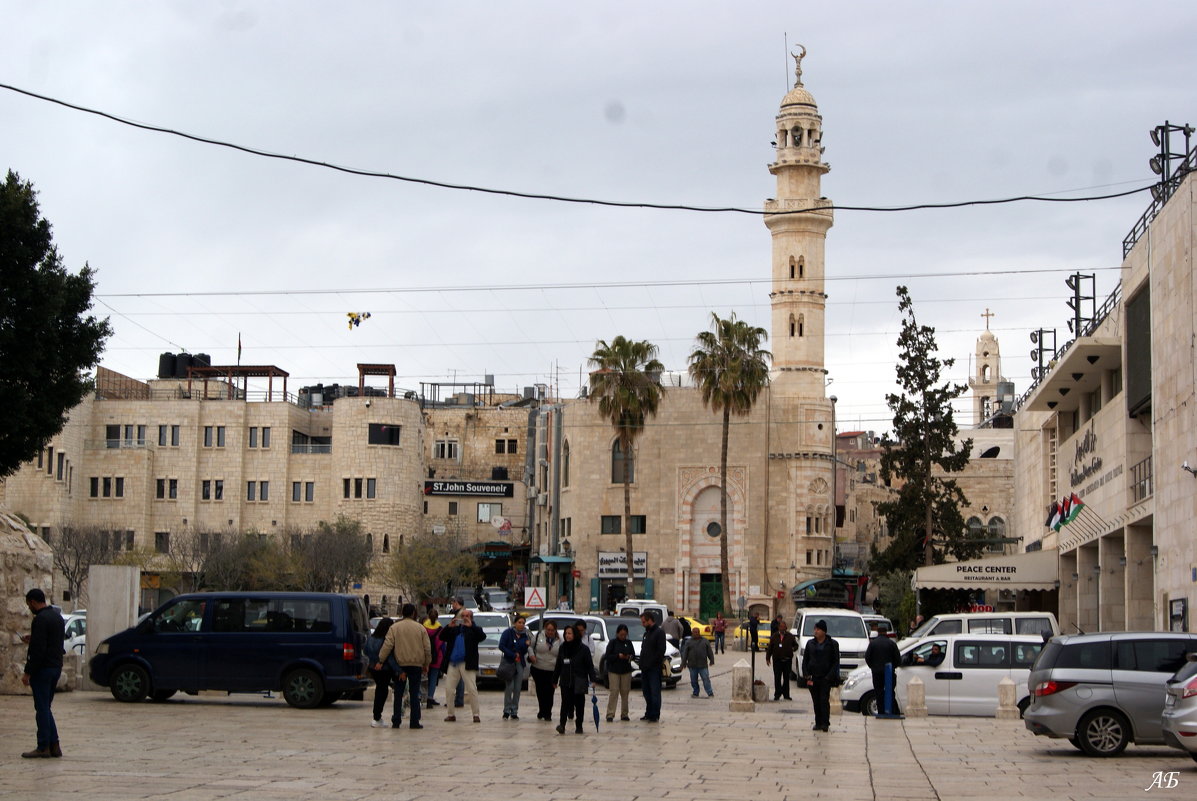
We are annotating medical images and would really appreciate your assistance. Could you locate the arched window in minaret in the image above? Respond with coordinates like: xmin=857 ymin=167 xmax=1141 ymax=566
xmin=789 ymin=256 xmax=796 ymax=279
xmin=791 ymin=125 xmax=802 ymax=147
xmin=808 ymin=128 xmax=817 ymax=147
xmin=778 ymin=129 xmax=788 ymax=148
xmin=798 ymin=256 xmax=805 ymax=279
xmin=798 ymin=314 xmax=805 ymax=337
xmin=382 ymin=534 xmax=390 ymax=553
xmin=982 ymin=364 xmax=991 ymax=382
xmin=789 ymin=314 xmax=796 ymax=337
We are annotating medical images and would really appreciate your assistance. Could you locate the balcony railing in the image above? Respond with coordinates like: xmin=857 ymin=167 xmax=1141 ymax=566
xmin=1130 ymin=455 xmax=1153 ymax=503
xmin=85 ymin=438 xmax=150 ymax=451
xmin=291 ymin=443 xmax=332 ymax=455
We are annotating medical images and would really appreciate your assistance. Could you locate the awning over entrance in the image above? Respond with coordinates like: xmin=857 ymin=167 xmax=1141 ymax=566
xmin=914 ymin=549 xmax=1059 ymax=591
xmin=530 ymin=555 xmax=573 ymax=564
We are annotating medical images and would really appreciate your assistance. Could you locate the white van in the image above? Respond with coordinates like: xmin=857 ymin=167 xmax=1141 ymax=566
xmin=840 ymin=633 xmax=1047 ymax=716
xmin=792 ymin=608 xmax=871 ymax=681
xmin=903 ymin=611 xmax=1058 ymax=643
xmin=615 ymin=600 xmax=668 ymax=624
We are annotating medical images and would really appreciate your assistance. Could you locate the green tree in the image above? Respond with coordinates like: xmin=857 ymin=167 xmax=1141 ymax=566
xmin=588 ymin=336 xmax=665 ymax=597
xmin=383 ymin=531 xmax=479 ymax=605
xmin=871 ymin=286 xmax=977 ymax=574
xmin=291 ymin=516 xmax=374 ymax=593
xmin=0 ymin=170 xmax=111 ymax=477
xmin=688 ymin=311 xmax=770 ymax=615
xmin=202 ymin=533 xmax=295 ymax=590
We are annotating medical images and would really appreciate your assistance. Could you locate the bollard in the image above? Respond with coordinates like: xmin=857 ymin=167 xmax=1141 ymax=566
xmin=829 ymin=685 xmax=843 ymax=715
xmin=875 ymin=663 xmax=905 ymax=719
xmin=730 ymin=658 xmax=756 ymax=712
xmin=995 ymin=676 xmax=1020 ymax=720
xmin=905 ymin=676 xmax=928 ymax=717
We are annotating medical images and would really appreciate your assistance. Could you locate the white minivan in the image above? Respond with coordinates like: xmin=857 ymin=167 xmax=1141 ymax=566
xmin=902 ymin=611 xmax=1058 ymax=643
xmin=792 ymin=607 xmax=871 ymax=681
xmin=840 ymin=633 xmax=1046 ymax=716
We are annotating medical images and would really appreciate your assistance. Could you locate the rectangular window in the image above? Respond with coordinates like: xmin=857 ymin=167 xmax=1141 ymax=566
xmin=601 ymin=515 xmax=621 ymax=534
xmin=159 ymin=425 xmax=168 ymax=446
xmin=629 ymin=515 xmax=647 ymax=534
xmin=260 ymin=481 xmax=269 ymax=501
xmin=56 ymin=452 xmax=65 ymax=480
xmin=216 ymin=426 xmax=226 ymax=447
xmin=434 ymin=439 xmax=459 ymax=460
xmin=169 ymin=478 xmax=178 ymax=500
xmin=448 ymin=501 xmax=458 ymax=516
xmin=102 ymin=477 xmax=112 ymax=498
xmin=171 ymin=425 xmax=180 ymax=447
xmin=214 ymin=479 xmax=223 ymax=501
xmin=507 ymin=439 xmax=518 ymax=454
xmin=365 ymin=478 xmax=375 ymax=499
xmin=37 ymin=449 xmax=43 ymax=469
xmin=495 ymin=439 xmax=506 ymax=454
xmin=261 ymin=427 xmax=270 ymax=448
xmin=156 ymin=479 xmax=166 ymax=499
xmin=423 ymin=500 xmax=429 ymax=514
xmin=247 ymin=481 xmax=257 ymax=502
xmin=354 ymin=478 xmax=363 ymax=499
xmin=248 ymin=427 xmax=258 ymax=448
xmin=155 ymin=532 xmax=170 ymax=554
xmin=106 ymin=425 xmax=120 ymax=448
xmin=343 ymin=478 xmax=351 ymax=499
xmin=478 ymin=502 xmax=502 ymax=523
xmin=137 ymin=424 xmax=146 ymax=445
xmin=292 ymin=481 xmax=302 ymax=502
xmin=89 ymin=477 xmax=99 ymax=498
xmin=305 ymin=482 xmax=314 ymax=502
xmin=123 ymin=425 xmax=134 ymax=445
xmin=202 ymin=480 xmax=211 ymax=501
xmin=114 ymin=477 xmax=124 ymax=498
xmin=112 ymin=531 xmax=123 ymax=552
xmin=204 ymin=426 xmax=213 ymax=447
xmin=368 ymin=423 xmax=401 ymax=446
xmin=46 ymin=446 xmax=54 ymax=473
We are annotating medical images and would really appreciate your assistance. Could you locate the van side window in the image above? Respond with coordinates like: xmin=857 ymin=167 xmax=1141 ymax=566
xmin=1057 ymin=641 xmax=1111 ymax=670
xmin=1015 ymin=617 xmax=1053 ymax=636
xmin=956 ymin=643 xmax=980 ymax=666
xmin=1116 ymin=639 xmax=1191 ymax=673
xmin=978 ymin=643 xmax=1008 ymax=667
xmin=1013 ymin=643 xmax=1043 ymax=667
xmin=933 ymin=620 xmax=962 ymax=635
xmin=212 ymin=599 xmax=270 ymax=632
xmin=278 ymin=600 xmax=333 ymax=632
xmin=967 ymin=618 xmax=1011 ymax=634
xmin=155 ymin=598 xmax=207 ymax=633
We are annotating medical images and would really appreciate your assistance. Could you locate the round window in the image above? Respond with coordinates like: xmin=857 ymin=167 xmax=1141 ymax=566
xmin=706 ymin=521 xmax=722 ymax=538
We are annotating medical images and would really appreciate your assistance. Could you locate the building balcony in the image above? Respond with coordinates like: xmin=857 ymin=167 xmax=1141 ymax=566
xmin=1020 ymin=337 xmax=1121 ymax=413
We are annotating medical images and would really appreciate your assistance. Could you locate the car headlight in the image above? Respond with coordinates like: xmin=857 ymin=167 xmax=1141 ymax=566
xmin=843 ymin=674 xmax=864 ymax=691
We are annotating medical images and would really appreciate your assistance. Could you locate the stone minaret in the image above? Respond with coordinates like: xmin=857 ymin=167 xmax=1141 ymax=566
xmin=764 ymin=47 xmax=837 ymax=593
xmin=969 ymin=313 xmax=1002 ymax=425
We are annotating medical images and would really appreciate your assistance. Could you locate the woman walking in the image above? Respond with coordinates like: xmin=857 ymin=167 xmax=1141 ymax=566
xmin=528 ymin=620 xmax=561 ymax=721
xmin=712 ymin=612 xmax=727 ymax=655
xmin=423 ymin=609 xmax=445 ymax=708
xmin=603 ymin=623 xmax=635 ymax=722
xmin=553 ymin=625 xmax=595 ymax=735
xmin=364 ymin=617 xmax=395 ymax=727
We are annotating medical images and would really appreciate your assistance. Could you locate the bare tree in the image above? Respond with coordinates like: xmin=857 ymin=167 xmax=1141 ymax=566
xmin=382 ymin=531 xmax=479 ymax=605
xmin=201 ymin=532 xmax=295 ymax=591
xmin=49 ymin=524 xmax=110 ymax=605
xmin=290 ymin=516 xmax=374 ymax=593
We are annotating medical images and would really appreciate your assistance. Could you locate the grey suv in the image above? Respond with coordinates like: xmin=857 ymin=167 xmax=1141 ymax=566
xmin=1024 ymin=631 xmax=1197 ymax=756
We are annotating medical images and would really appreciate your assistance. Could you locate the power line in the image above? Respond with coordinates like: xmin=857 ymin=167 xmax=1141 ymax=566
xmin=1 ymin=81 xmax=1158 ymax=216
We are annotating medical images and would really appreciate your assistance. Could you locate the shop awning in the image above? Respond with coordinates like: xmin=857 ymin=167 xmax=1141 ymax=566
xmin=531 ymin=555 xmax=574 ymax=564
xmin=914 ymin=549 xmax=1059 ymax=591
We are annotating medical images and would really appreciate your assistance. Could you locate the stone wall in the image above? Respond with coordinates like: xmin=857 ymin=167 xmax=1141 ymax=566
xmin=0 ymin=507 xmax=55 ymax=695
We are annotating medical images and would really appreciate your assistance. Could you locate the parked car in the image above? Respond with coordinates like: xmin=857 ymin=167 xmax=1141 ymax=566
xmin=679 ymin=616 xmax=713 ymax=640
xmin=1024 ymin=631 xmax=1197 ymax=756
xmin=63 ymin=612 xmax=87 ymax=656
xmin=472 ymin=612 xmax=512 ymax=636
xmin=614 ymin=600 xmax=668 ymax=623
xmin=484 ymin=587 xmax=515 ymax=613
xmin=90 ymin=591 xmax=371 ymax=709
xmin=524 ymin=613 xmax=682 ymax=688
xmin=793 ymin=608 xmax=870 ymax=681
xmin=862 ymin=614 xmax=896 ymax=638
xmin=731 ymin=619 xmax=772 ymax=651
xmin=840 ymin=633 xmax=1045 ymax=716
xmin=1162 ymin=653 xmax=1197 ymax=763
xmin=904 ymin=612 xmax=1059 ymax=644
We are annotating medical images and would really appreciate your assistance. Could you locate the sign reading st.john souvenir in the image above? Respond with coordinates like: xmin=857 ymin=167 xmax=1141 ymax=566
xmin=598 ymin=551 xmax=648 ymax=578
xmin=423 ymin=480 xmax=514 ymax=497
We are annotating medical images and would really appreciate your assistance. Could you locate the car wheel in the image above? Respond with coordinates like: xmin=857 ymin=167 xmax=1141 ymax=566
xmin=150 ymin=689 xmax=177 ymax=702
xmin=862 ymin=692 xmax=878 ymax=716
xmin=1067 ymin=736 xmax=1082 ymax=751
xmin=110 ymin=664 xmax=150 ymax=703
xmin=1190 ymin=752 xmax=1197 ymax=764
xmin=597 ymin=658 xmax=610 ymax=688
xmin=1017 ymin=697 xmax=1030 ymax=718
xmin=282 ymin=668 xmax=324 ymax=709
xmin=1076 ymin=708 xmax=1131 ymax=757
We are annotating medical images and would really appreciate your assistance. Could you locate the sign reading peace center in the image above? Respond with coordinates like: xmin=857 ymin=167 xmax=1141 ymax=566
xmin=423 ymin=480 xmax=514 ymax=497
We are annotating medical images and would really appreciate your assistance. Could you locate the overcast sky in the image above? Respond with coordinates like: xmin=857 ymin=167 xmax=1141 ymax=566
xmin=3 ymin=1 xmax=1195 ymax=434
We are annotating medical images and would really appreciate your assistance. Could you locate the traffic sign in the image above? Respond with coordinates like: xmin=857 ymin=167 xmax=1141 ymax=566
xmin=524 ymin=586 xmax=547 ymax=609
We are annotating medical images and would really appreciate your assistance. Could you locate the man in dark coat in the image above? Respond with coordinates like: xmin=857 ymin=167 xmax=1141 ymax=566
xmin=21 ymin=588 xmax=65 ymax=758
xmin=865 ymin=626 xmax=902 ymax=714
xmin=801 ymin=619 xmax=840 ymax=732
xmin=638 ymin=612 xmax=667 ymax=722
xmin=766 ymin=626 xmax=798 ymax=700
xmin=437 ymin=609 xmax=486 ymax=722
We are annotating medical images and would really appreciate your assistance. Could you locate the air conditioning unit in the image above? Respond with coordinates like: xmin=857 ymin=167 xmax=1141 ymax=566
xmin=536 ymin=493 xmax=548 ymax=506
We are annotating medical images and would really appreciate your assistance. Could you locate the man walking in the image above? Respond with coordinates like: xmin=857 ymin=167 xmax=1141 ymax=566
xmin=865 ymin=624 xmax=902 ymax=715
xmin=638 ymin=611 xmax=666 ymax=722
xmin=801 ymin=619 xmax=840 ymax=732
xmin=682 ymin=627 xmax=715 ymax=698
xmin=376 ymin=603 xmax=432 ymax=729
xmin=498 ymin=615 xmax=529 ymax=720
xmin=437 ymin=609 xmax=486 ymax=722
xmin=765 ymin=625 xmax=797 ymax=700
xmin=21 ymin=588 xmax=65 ymax=758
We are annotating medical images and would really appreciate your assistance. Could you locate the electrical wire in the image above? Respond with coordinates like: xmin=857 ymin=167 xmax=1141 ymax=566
xmin=1 ymin=82 xmax=1159 ymax=216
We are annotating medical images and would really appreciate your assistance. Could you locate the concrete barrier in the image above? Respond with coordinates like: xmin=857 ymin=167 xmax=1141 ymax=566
xmin=905 ymin=676 xmax=928 ymax=717
xmin=995 ymin=676 xmax=1020 ymax=720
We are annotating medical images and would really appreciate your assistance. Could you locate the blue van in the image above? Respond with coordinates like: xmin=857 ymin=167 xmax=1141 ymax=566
xmin=89 ymin=592 xmax=370 ymax=708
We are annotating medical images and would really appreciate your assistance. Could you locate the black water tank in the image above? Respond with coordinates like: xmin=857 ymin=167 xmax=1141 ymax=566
xmin=158 ymin=353 xmax=176 ymax=378
xmin=193 ymin=353 xmax=211 ymax=368
xmin=174 ymin=353 xmax=191 ymax=378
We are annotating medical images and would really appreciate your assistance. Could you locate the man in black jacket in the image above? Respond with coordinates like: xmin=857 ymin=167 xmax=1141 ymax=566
xmin=766 ymin=626 xmax=798 ymax=701
xmin=638 ymin=612 xmax=666 ymax=722
xmin=437 ymin=610 xmax=486 ymax=722
xmin=801 ymin=619 xmax=840 ymax=732
xmin=21 ymin=588 xmax=65 ymax=758
xmin=865 ymin=626 xmax=902 ymax=715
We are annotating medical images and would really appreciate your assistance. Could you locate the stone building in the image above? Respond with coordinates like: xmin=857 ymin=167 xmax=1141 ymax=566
xmin=1014 ymin=135 xmax=1196 ymax=633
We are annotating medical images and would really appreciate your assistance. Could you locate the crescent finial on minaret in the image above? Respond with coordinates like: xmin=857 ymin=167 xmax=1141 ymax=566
xmin=792 ymin=44 xmax=807 ymax=87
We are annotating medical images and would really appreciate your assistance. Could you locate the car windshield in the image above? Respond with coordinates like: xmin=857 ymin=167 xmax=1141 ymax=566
xmin=481 ymin=633 xmax=501 ymax=648
xmin=526 ymin=616 xmax=609 ymax=640
xmin=801 ymin=616 xmax=867 ymax=639
xmin=487 ymin=590 xmax=510 ymax=603
xmin=473 ymin=613 xmax=510 ymax=630
xmin=600 ymin=618 xmax=647 ymax=642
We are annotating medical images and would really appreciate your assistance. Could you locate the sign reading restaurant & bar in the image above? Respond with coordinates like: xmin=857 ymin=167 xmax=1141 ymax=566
xmin=423 ymin=480 xmax=514 ymax=497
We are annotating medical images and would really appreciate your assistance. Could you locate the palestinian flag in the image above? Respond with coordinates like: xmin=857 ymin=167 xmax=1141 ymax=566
xmin=1065 ymin=493 xmax=1085 ymax=524
xmin=1045 ymin=500 xmax=1060 ymax=529
xmin=1053 ymin=495 xmax=1071 ymax=531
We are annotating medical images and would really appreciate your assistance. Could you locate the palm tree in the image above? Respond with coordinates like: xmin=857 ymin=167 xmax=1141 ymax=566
xmin=688 ymin=312 xmax=771 ymax=615
xmin=588 ymin=336 xmax=665 ymax=598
